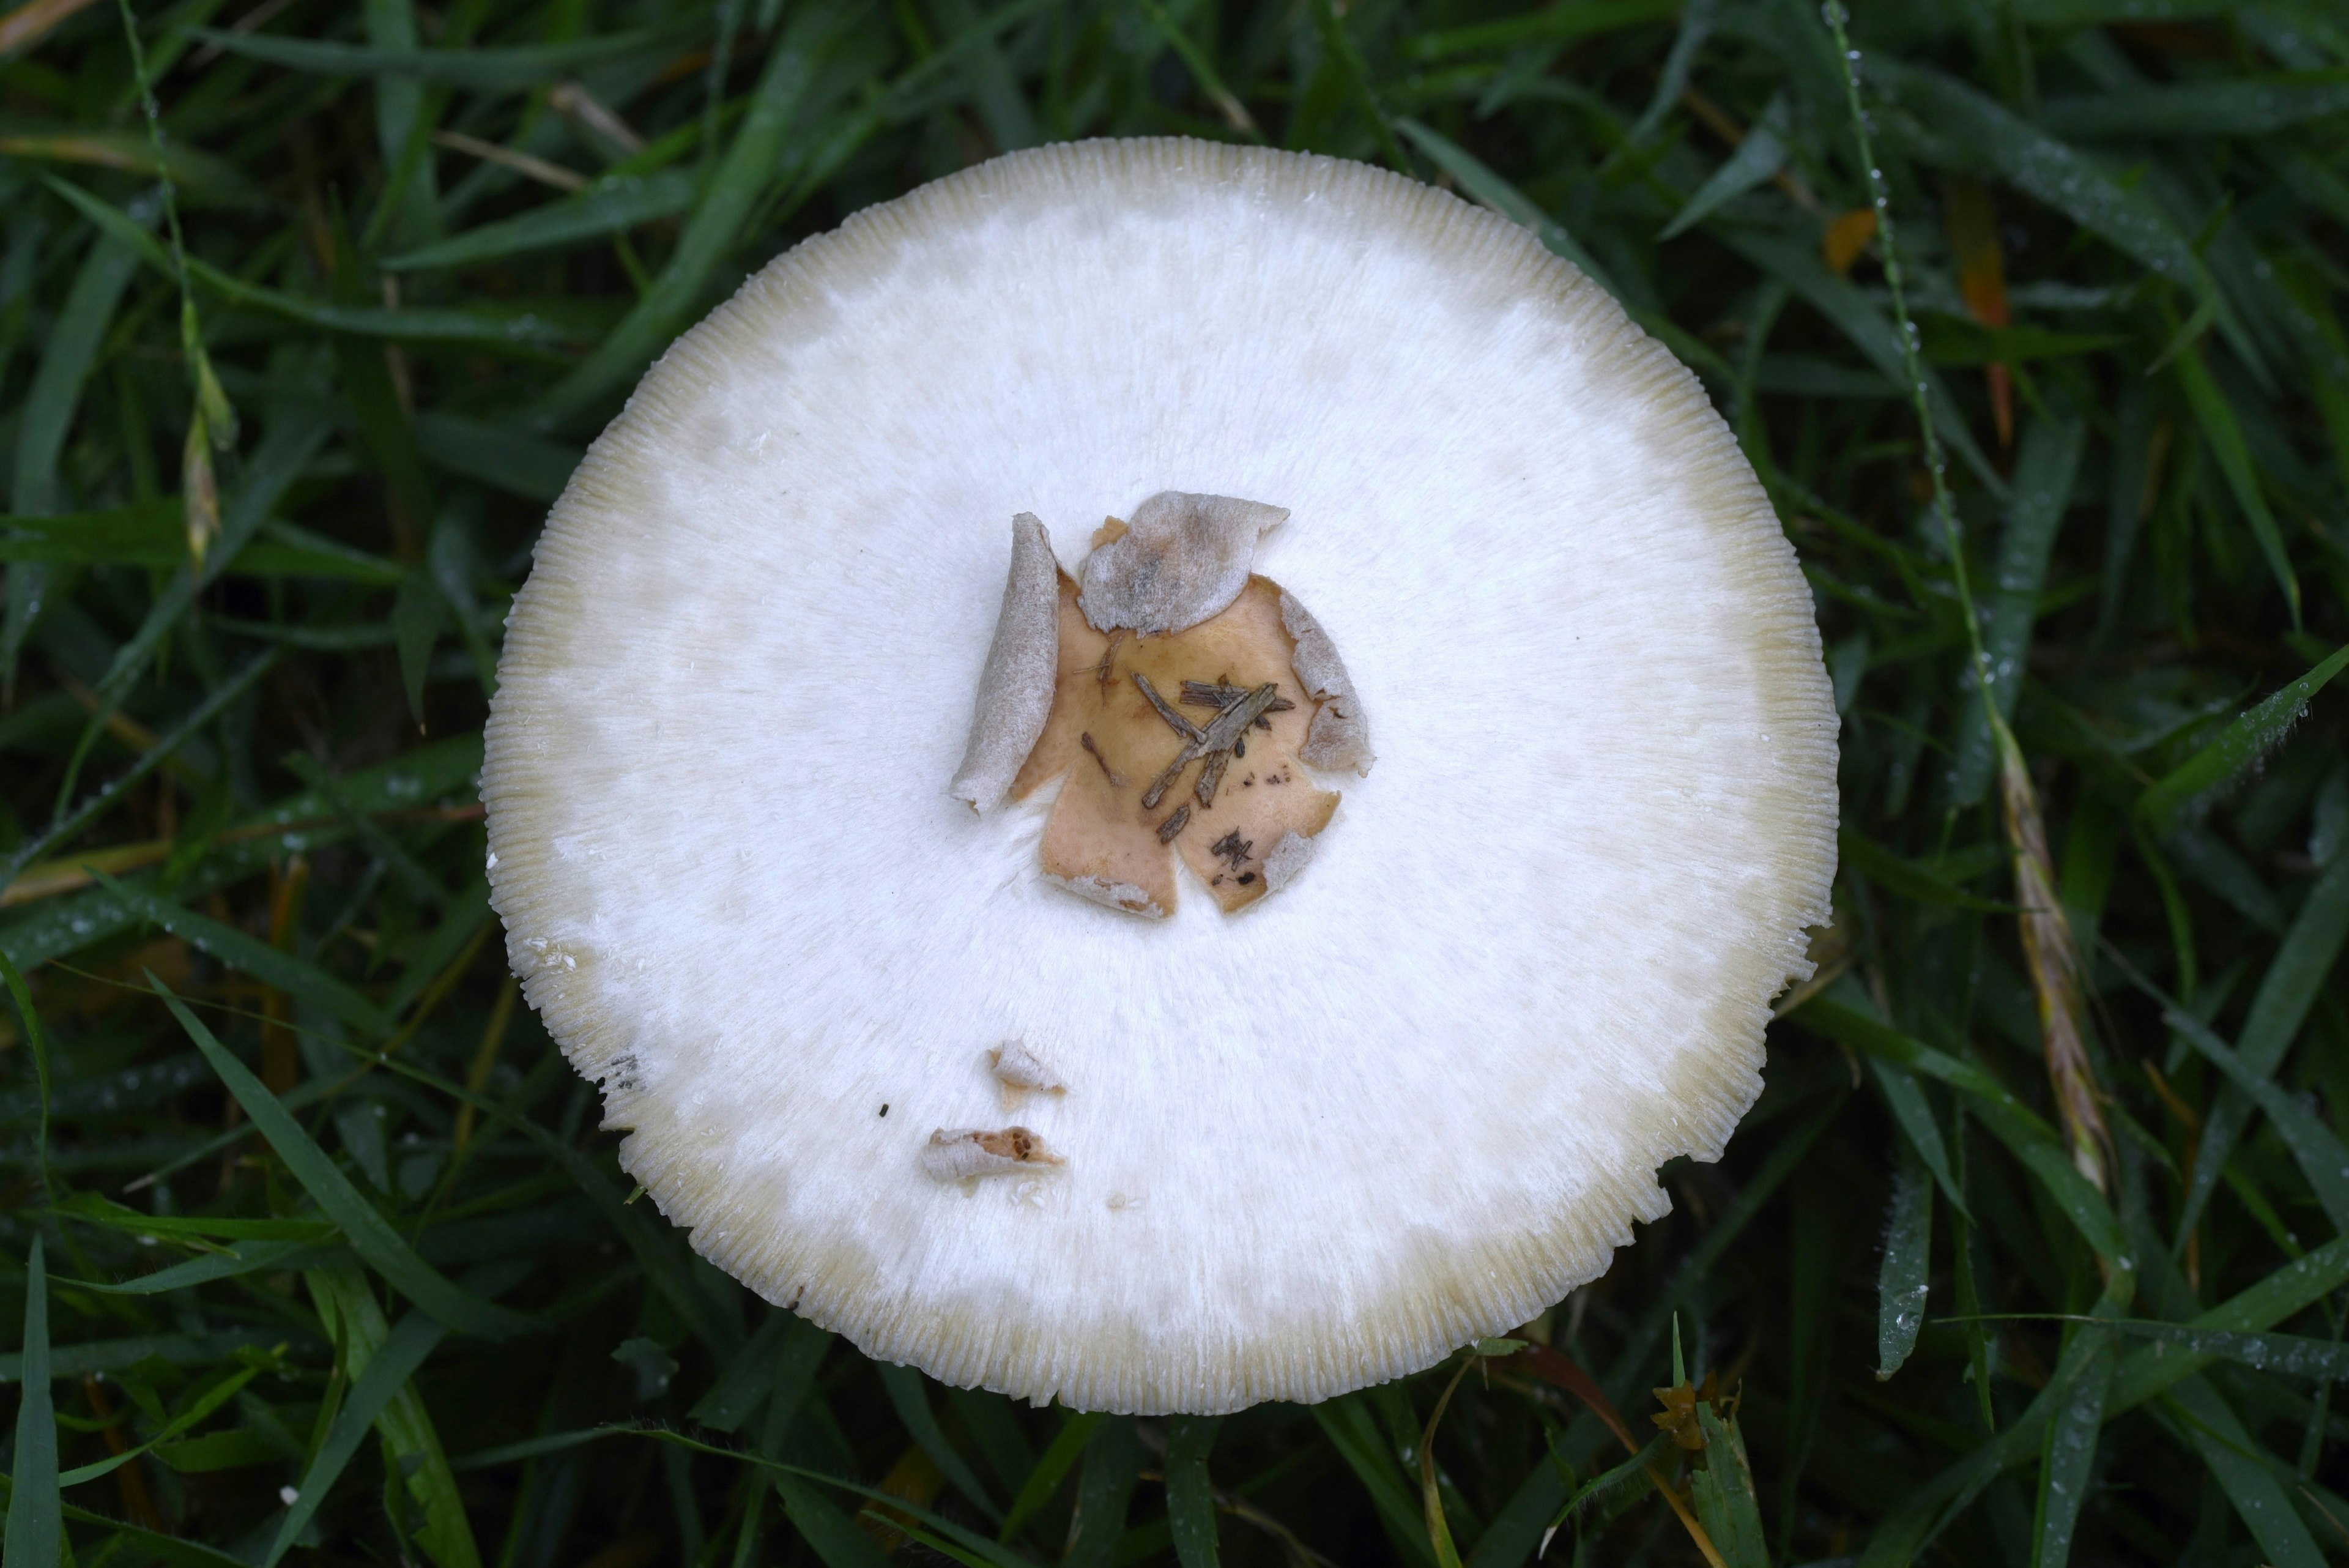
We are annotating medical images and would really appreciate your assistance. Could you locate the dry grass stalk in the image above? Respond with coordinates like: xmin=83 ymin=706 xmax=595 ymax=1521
xmin=1995 ymin=715 xmax=2113 ymax=1193
xmin=0 ymin=0 xmax=100 ymax=54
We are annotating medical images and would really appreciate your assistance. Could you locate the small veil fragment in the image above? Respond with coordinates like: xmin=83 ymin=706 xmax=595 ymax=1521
xmin=949 ymin=514 xmax=1062 ymax=813
xmin=1278 ymin=589 xmax=1374 ymax=776
xmin=989 ymin=1041 xmax=1066 ymax=1098
xmin=1261 ymin=829 xmax=1316 ymax=893
xmin=1078 ymin=492 xmax=1289 ymax=636
xmin=920 ymin=1126 xmax=1065 ymax=1181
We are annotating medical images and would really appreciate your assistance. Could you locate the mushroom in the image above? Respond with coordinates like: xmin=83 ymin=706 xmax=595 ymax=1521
xmin=483 ymin=139 xmax=1837 ymax=1415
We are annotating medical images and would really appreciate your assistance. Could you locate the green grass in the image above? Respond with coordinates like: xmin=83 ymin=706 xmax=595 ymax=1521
xmin=2 ymin=0 xmax=2347 ymax=1562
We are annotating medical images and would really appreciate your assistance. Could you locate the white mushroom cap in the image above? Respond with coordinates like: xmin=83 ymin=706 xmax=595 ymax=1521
xmin=484 ymin=139 xmax=1836 ymax=1415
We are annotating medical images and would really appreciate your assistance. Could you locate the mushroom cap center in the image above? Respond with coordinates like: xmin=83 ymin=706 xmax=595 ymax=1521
xmin=1014 ymin=571 xmax=1336 ymax=916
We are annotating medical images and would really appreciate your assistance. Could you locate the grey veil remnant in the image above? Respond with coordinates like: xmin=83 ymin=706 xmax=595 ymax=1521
xmin=948 ymin=513 xmax=1061 ymax=814
xmin=1278 ymin=589 xmax=1375 ymax=776
xmin=1077 ymin=491 xmax=1289 ymax=636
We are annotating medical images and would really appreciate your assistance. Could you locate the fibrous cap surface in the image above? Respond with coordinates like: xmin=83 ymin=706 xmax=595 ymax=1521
xmin=483 ymin=138 xmax=1838 ymax=1415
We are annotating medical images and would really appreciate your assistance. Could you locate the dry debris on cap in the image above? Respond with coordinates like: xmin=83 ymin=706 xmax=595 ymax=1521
xmin=1008 ymin=560 xmax=1340 ymax=916
xmin=919 ymin=1126 xmax=1064 ymax=1181
xmin=482 ymin=139 xmax=1839 ymax=1417
xmin=964 ymin=488 xmax=1359 ymax=918
xmin=989 ymin=1041 xmax=1066 ymax=1107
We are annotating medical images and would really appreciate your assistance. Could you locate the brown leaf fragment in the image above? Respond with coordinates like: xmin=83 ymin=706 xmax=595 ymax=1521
xmin=1157 ymin=804 xmax=1192 ymax=843
xmin=1945 ymin=176 xmax=2014 ymax=450
xmin=861 ymin=1444 xmax=944 ymax=1551
xmin=1651 ymin=1370 xmax=1732 ymax=1452
xmin=1822 ymin=207 xmax=1877 ymax=275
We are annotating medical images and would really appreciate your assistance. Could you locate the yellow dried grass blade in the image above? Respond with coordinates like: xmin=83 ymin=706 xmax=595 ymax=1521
xmin=1995 ymin=713 xmax=2112 ymax=1194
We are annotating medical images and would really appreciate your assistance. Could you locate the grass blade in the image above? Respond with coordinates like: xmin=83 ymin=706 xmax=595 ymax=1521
xmin=2137 ymin=644 xmax=2349 ymax=836
xmin=307 ymin=1263 xmax=480 ymax=1568
xmin=1799 ymin=992 xmax=2128 ymax=1261
xmin=98 ymin=871 xmax=395 ymax=1035
xmin=927 ymin=0 xmax=1037 ymax=151
xmin=267 ymin=1306 xmax=448 ymax=1566
xmin=1839 ymin=824 xmax=2009 ymax=911
xmin=76 ymin=1236 xmax=343 ymax=1293
xmin=1408 ymin=0 xmax=1678 ymax=59
xmin=0 ymin=648 xmax=280 ymax=894
xmin=2176 ymin=853 xmax=2349 ymax=1239
xmin=1 ymin=949 xmax=56 ymax=1203
xmin=2039 ymin=75 xmax=2349 ymax=138
xmin=1062 ymin=1417 xmax=1141 ymax=1568
xmin=9 ymin=231 xmax=139 ymax=515
xmin=2096 ymin=1319 xmax=2349 ymax=1378
xmin=1690 ymin=1402 xmax=1766 ymax=1568
xmin=997 ymin=1409 xmax=1100 ymax=1543
xmin=2141 ymin=979 xmax=2349 ymax=1235
xmin=1876 ymin=1140 xmax=1931 ymax=1379
xmin=2173 ymin=344 xmax=2301 ymax=626
xmin=1167 ymin=1413 xmax=1223 ymax=1567
xmin=1949 ymin=415 xmax=2087 ymax=804
xmin=4 ymin=1236 xmax=61 ymax=1567
xmin=688 ymin=1311 xmax=793 ymax=1433
xmin=148 ymin=975 xmax=533 ymax=1339
xmin=1863 ymin=57 xmax=2255 ymax=376
xmin=1717 ymin=228 xmax=2004 ymax=494
xmin=1416 ymin=1369 xmax=1468 ymax=1568
xmin=772 ymin=1471 xmax=893 ymax=1567
xmin=2030 ymin=1320 xmax=2112 ymax=1568
xmin=1659 ymin=95 xmax=1787 ymax=240
xmin=535 ymin=4 xmax=866 ymax=422
xmin=1869 ymin=1060 xmax=1967 ymax=1218
xmin=411 ymin=412 xmax=580 ymax=502
xmin=58 ymin=1361 xmax=265 ymax=1485
xmin=877 ymin=1362 xmax=1003 ymax=1523
xmin=44 ymin=177 xmax=582 ymax=347
xmin=385 ymin=170 xmax=694 ymax=272
xmin=185 ymin=24 xmax=686 ymax=87
xmin=2165 ymin=1373 xmax=2327 ymax=1568
xmin=1395 ymin=118 xmax=1617 ymax=295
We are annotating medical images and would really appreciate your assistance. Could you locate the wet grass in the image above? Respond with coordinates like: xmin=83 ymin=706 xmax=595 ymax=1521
xmin=2 ymin=0 xmax=2348 ymax=1563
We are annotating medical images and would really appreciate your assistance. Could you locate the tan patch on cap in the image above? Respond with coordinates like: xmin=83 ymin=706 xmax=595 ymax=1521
xmin=1014 ymin=573 xmax=1338 ymax=914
